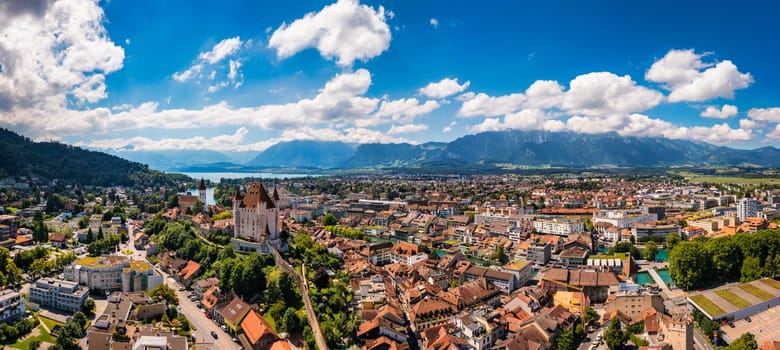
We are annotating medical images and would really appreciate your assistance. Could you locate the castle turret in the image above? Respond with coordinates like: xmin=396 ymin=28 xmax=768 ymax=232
xmin=198 ymin=179 xmax=207 ymax=207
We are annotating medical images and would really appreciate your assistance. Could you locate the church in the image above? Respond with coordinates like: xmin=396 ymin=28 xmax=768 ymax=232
xmin=230 ymin=182 xmax=281 ymax=254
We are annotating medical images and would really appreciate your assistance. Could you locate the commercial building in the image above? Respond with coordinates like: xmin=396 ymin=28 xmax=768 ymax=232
xmin=592 ymin=209 xmax=657 ymax=229
xmin=30 ymin=278 xmax=88 ymax=312
xmin=631 ymin=223 xmax=680 ymax=242
xmin=65 ymin=255 xmax=162 ymax=293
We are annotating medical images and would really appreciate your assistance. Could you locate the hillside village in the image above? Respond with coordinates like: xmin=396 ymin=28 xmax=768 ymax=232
xmin=0 ymin=174 xmax=780 ymax=350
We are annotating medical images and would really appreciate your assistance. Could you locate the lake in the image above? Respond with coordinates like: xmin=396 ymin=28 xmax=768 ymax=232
xmin=181 ymin=172 xmax=318 ymax=183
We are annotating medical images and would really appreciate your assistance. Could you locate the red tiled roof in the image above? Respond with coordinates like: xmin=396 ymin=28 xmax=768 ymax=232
xmin=177 ymin=260 xmax=201 ymax=281
xmin=241 ymin=309 xmax=277 ymax=345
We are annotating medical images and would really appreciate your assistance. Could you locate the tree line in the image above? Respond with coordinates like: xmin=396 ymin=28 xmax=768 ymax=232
xmin=670 ymin=229 xmax=780 ymax=290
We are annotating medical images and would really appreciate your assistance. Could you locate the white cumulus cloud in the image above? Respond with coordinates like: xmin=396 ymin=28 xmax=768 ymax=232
xmin=268 ymin=0 xmax=391 ymax=67
xmin=198 ymin=37 xmax=243 ymax=64
xmin=172 ymin=37 xmax=245 ymax=92
xmin=418 ymin=78 xmax=470 ymax=98
xmin=701 ymin=104 xmax=738 ymax=119
xmin=442 ymin=121 xmax=457 ymax=133
xmin=646 ymin=49 xmax=753 ymax=102
xmin=457 ymin=93 xmax=526 ymax=117
xmin=748 ymin=108 xmax=780 ymax=123
xmin=388 ymin=123 xmax=428 ymax=134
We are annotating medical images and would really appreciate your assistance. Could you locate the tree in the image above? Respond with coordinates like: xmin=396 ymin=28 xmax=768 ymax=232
xmin=604 ymin=317 xmax=629 ymax=350
xmin=609 ymin=241 xmax=641 ymax=260
xmin=193 ymin=200 xmax=204 ymax=215
xmin=725 ymin=332 xmax=758 ymax=350
xmin=584 ymin=217 xmax=594 ymax=232
xmin=29 ymin=259 xmax=48 ymax=280
xmin=741 ymin=256 xmax=763 ymax=282
xmin=584 ymin=306 xmax=599 ymax=327
xmin=97 ymin=225 xmax=104 ymax=241
xmin=29 ymin=339 xmax=41 ymax=350
xmin=86 ymin=228 xmax=94 ymax=244
xmin=708 ymin=237 xmax=742 ymax=281
xmin=149 ymin=284 xmax=179 ymax=305
xmin=644 ymin=240 xmax=657 ymax=261
xmin=670 ymin=241 xmax=707 ymax=290
xmin=493 ymin=245 xmax=508 ymax=264
xmin=557 ymin=328 xmax=576 ymax=350
xmin=282 ymin=308 xmax=302 ymax=334
xmin=313 ymin=267 xmax=330 ymax=289
xmin=666 ymin=233 xmax=681 ymax=251
xmin=81 ymin=297 xmax=96 ymax=316
xmin=322 ymin=213 xmax=338 ymax=226
xmin=166 ymin=194 xmax=179 ymax=209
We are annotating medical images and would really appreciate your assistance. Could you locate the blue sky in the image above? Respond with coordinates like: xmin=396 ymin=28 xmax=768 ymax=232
xmin=2 ymin=0 xmax=780 ymax=155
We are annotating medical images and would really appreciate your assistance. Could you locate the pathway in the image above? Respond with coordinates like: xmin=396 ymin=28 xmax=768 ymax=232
xmin=272 ymin=248 xmax=328 ymax=350
xmin=647 ymin=268 xmax=671 ymax=292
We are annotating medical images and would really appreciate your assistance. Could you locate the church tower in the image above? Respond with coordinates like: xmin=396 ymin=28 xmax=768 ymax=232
xmin=198 ymin=178 xmax=207 ymax=206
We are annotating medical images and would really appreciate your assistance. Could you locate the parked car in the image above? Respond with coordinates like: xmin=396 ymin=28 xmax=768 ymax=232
xmin=745 ymin=316 xmax=752 ymax=322
xmin=211 ymin=331 xmax=218 ymax=339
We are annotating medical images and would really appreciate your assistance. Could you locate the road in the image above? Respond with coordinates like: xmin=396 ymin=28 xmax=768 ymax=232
xmin=272 ymin=248 xmax=328 ymax=350
xmin=127 ymin=221 xmax=239 ymax=350
xmin=693 ymin=328 xmax=715 ymax=350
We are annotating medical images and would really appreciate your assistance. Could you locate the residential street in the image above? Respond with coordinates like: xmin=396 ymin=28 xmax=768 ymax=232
xmin=127 ymin=222 xmax=239 ymax=350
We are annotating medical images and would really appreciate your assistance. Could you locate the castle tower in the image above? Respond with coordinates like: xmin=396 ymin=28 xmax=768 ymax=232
xmin=661 ymin=313 xmax=693 ymax=350
xmin=198 ymin=179 xmax=207 ymax=207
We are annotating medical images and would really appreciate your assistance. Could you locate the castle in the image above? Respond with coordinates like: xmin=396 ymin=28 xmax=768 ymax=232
xmin=231 ymin=182 xmax=281 ymax=254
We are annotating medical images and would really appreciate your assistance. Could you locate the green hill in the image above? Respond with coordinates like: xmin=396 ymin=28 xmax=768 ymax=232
xmin=0 ymin=128 xmax=187 ymax=187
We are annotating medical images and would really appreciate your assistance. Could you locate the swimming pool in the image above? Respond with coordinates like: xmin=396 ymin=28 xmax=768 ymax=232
xmin=635 ymin=269 xmax=675 ymax=287
xmin=655 ymin=249 xmax=669 ymax=261
xmin=636 ymin=271 xmax=655 ymax=285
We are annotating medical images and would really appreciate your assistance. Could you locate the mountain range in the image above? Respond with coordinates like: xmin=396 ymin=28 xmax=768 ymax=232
xmin=66 ymin=130 xmax=780 ymax=171
xmin=238 ymin=131 xmax=780 ymax=169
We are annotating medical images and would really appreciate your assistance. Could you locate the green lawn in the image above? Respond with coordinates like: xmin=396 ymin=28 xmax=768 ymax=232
xmin=690 ymin=294 xmax=726 ymax=317
xmin=39 ymin=315 xmax=63 ymax=331
xmin=739 ymin=284 xmax=775 ymax=301
xmin=674 ymin=172 xmax=780 ymax=185
xmin=8 ymin=324 xmax=56 ymax=350
xmin=715 ymin=289 xmax=752 ymax=309
xmin=759 ymin=278 xmax=780 ymax=291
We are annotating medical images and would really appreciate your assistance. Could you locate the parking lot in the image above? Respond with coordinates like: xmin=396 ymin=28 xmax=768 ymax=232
xmin=722 ymin=306 xmax=780 ymax=345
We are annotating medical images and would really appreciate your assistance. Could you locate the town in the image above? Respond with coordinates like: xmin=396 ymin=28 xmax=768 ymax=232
xmin=0 ymin=172 xmax=779 ymax=350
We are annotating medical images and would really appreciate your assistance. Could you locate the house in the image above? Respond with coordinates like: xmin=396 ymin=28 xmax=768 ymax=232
xmin=49 ymin=233 xmax=68 ymax=248
xmin=409 ymin=299 xmax=454 ymax=331
xmin=176 ymin=260 xmax=201 ymax=287
xmin=194 ymin=277 xmax=219 ymax=299
xmin=240 ymin=309 xmax=278 ymax=350
xmin=219 ymin=297 xmax=251 ymax=335
xmin=558 ymin=247 xmax=589 ymax=266
xmin=463 ymin=266 xmax=519 ymax=294
xmin=540 ymin=268 xmax=621 ymax=303
xmin=357 ymin=305 xmax=408 ymax=344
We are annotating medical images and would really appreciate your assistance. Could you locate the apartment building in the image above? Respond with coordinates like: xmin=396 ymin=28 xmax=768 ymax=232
xmin=532 ymin=216 xmax=584 ymax=236
xmin=0 ymin=289 xmax=25 ymax=323
xmin=30 ymin=278 xmax=88 ymax=312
